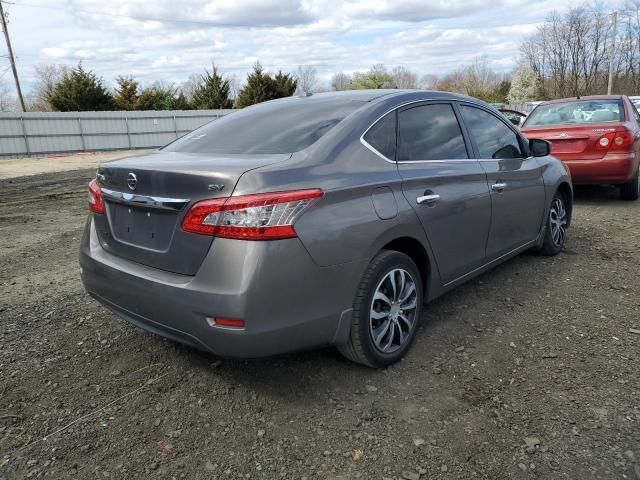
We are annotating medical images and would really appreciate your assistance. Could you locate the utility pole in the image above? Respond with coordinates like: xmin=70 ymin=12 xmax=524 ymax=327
xmin=0 ymin=0 xmax=26 ymax=111
xmin=607 ymin=11 xmax=618 ymax=95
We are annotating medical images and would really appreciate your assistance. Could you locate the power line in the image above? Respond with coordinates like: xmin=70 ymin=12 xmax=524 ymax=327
xmin=0 ymin=0 xmax=25 ymax=110
xmin=0 ymin=64 xmax=12 ymax=80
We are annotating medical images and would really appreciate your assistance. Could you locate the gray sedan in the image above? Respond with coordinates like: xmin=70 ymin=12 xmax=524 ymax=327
xmin=80 ymin=90 xmax=572 ymax=367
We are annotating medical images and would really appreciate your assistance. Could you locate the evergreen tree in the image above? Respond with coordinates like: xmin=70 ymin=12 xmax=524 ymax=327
xmin=235 ymin=62 xmax=297 ymax=108
xmin=173 ymin=91 xmax=192 ymax=110
xmin=113 ymin=76 xmax=139 ymax=111
xmin=191 ymin=65 xmax=232 ymax=109
xmin=235 ymin=63 xmax=276 ymax=108
xmin=47 ymin=63 xmax=114 ymax=111
xmin=135 ymin=84 xmax=179 ymax=110
xmin=136 ymin=83 xmax=191 ymax=110
xmin=273 ymin=70 xmax=297 ymax=97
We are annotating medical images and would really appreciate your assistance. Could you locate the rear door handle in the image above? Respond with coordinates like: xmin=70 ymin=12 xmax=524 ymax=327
xmin=416 ymin=194 xmax=441 ymax=205
xmin=491 ymin=182 xmax=507 ymax=192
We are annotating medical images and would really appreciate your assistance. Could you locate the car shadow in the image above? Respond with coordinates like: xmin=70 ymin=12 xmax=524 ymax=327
xmin=165 ymin=245 xmax=572 ymax=408
xmin=573 ymin=184 xmax=624 ymax=204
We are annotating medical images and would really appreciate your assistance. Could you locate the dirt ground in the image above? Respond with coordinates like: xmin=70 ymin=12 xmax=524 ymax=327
xmin=0 ymin=168 xmax=639 ymax=480
xmin=0 ymin=150 xmax=152 ymax=180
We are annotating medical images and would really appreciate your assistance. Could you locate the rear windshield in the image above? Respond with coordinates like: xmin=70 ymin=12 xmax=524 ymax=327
xmin=525 ymin=99 xmax=624 ymax=127
xmin=163 ymin=99 xmax=366 ymax=155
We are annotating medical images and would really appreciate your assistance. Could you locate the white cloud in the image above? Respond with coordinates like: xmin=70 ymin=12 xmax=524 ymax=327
xmin=3 ymin=0 xmax=589 ymax=92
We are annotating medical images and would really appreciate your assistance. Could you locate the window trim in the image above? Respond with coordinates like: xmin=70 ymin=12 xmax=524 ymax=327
xmin=360 ymin=99 xmax=426 ymax=163
xmin=360 ymin=99 xmax=486 ymax=164
xmin=361 ymin=109 xmax=398 ymax=163
xmin=455 ymin=101 xmax=529 ymax=159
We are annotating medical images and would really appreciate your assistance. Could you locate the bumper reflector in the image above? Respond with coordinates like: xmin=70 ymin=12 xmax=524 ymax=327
xmin=207 ymin=317 xmax=245 ymax=329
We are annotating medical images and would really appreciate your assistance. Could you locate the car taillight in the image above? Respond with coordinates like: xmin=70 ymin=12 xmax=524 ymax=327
xmin=181 ymin=189 xmax=323 ymax=240
xmin=88 ymin=179 xmax=105 ymax=214
xmin=611 ymin=130 xmax=634 ymax=150
xmin=595 ymin=132 xmax=615 ymax=149
xmin=596 ymin=130 xmax=634 ymax=151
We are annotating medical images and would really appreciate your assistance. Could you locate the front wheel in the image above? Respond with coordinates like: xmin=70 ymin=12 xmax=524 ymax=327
xmin=620 ymin=168 xmax=639 ymax=201
xmin=338 ymin=250 xmax=423 ymax=368
xmin=534 ymin=191 xmax=569 ymax=256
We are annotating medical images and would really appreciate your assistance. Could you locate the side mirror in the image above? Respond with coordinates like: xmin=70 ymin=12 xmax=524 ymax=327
xmin=508 ymin=117 xmax=521 ymax=126
xmin=529 ymin=138 xmax=551 ymax=157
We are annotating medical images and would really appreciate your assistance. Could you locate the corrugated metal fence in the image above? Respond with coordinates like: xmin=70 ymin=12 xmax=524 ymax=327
xmin=0 ymin=109 xmax=233 ymax=157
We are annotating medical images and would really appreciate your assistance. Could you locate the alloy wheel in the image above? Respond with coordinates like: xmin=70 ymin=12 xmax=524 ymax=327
xmin=369 ymin=268 xmax=418 ymax=354
xmin=549 ymin=196 xmax=567 ymax=247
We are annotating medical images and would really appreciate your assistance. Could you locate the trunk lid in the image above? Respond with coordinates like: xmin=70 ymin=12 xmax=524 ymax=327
xmin=93 ymin=151 xmax=290 ymax=275
xmin=522 ymin=124 xmax=623 ymax=160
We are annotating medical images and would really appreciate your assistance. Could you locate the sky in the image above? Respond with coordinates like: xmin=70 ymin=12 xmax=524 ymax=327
xmin=0 ymin=0 xmax=589 ymax=94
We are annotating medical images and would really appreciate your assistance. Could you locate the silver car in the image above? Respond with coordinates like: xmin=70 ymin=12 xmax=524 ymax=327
xmin=80 ymin=90 xmax=572 ymax=367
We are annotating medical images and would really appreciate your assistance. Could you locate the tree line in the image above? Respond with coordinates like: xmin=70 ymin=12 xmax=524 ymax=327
xmin=20 ymin=62 xmax=298 ymax=112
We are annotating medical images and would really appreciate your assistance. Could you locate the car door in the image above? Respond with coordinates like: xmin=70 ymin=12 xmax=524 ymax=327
xmin=396 ymin=102 xmax=492 ymax=285
xmin=457 ymin=103 xmax=546 ymax=260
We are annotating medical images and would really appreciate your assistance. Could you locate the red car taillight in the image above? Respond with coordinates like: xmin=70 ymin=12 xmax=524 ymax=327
xmin=181 ymin=189 xmax=323 ymax=240
xmin=596 ymin=130 xmax=634 ymax=151
xmin=611 ymin=130 xmax=634 ymax=150
xmin=595 ymin=132 xmax=615 ymax=149
xmin=88 ymin=179 xmax=105 ymax=214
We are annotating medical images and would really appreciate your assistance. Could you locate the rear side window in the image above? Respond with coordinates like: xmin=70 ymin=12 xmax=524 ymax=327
xmin=398 ymin=104 xmax=468 ymax=161
xmin=460 ymin=105 xmax=523 ymax=159
xmin=363 ymin=112 xmax=396 ymax=160
xmin=164 ymin=99 xmax=365 ymax=155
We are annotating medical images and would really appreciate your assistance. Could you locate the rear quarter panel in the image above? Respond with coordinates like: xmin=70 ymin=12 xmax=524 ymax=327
xmin=232 ymin=96 xmax=442 ymax=295
xmin=538 ymin=155 xmax=573 ymax=223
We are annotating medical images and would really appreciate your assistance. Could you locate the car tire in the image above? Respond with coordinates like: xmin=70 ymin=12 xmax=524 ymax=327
xmin=620 ymin=168 xmax=639 ymax=201
xmin=338 ymin=250 xmax=423 ymax=368
xmin=534 ymin=190 xmax=569 ymax=256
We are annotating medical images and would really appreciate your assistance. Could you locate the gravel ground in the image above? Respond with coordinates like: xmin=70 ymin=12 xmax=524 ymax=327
xmin=1 ymin=169 xmax=639 ymax=480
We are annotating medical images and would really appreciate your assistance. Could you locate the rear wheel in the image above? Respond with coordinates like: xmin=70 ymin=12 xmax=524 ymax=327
xmin=620 ymin=168 xmax=639 ymax=201
xmin=534 ymin=190 xmax=568 ymax=256
xmin=338 ymin=250 xmax=423 ymax=368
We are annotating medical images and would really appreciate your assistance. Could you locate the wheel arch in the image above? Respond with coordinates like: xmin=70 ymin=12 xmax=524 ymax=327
xmin=380 ymin=236 xmax=433 ymax=298
xmin=557 ymin=181 xmax=573 ymax=227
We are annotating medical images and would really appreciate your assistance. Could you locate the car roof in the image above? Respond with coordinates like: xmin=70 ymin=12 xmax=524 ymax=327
xmin=540 ymin=95 xmax=626 ymax=105
xmin=270 ymin=90 xmax=401 ymax=103
xmin=270 ymin=89 xmax=487 ymax=104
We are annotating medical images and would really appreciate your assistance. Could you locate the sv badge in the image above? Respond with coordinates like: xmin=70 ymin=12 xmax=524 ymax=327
xmin=208 ymin=184 xmax=225 ymax=192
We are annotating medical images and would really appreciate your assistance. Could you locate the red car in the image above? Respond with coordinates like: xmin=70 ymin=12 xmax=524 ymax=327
xmin=521 ymin=95 xmax=640 ymax=200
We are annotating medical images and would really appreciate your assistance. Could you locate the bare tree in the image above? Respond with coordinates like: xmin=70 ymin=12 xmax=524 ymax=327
xmin=295 ymin=65 xmax=318 ymax=94
xmin=227 ymin=74 xmax=241 ymax=101
xmin=331 ymin=72 xmax=351 ymax=91
xmin=419 ymin=74 xmax=440 ymax=90
xmin=461 ymin=55 xmax=505 ymax=95
xmin=391 ymin=66 xmax=417 ymax=89
xmin=0 ymin=79 xmax=15 ymax=111
xmin=518 ymin=4 xmax=640 ymax=98
xmin=181 ymin=73 xmax=201 ymax=102
xmin=31 ymin=63 xmax=69 ymax=111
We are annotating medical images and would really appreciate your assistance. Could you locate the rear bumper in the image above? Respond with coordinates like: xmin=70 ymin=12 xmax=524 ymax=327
xmin=80 ymin=218 xmax=364 ymax=358
xmin=562 ymin=152 xmax=638 ymax=184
